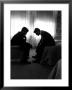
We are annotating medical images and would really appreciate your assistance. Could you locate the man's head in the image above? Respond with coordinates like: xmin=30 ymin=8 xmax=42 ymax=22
xmin=21 ymin=27 xmax=29 ymax=35
xmin=34 ymin=28 xmax=41 ymax=36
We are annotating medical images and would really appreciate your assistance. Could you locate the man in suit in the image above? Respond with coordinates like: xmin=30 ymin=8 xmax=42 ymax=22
xmin=11 ymin=27 xmax=28 ymax=46
xmin=33 ymin=28 xmax=55 ymax=63
xmin=11 ymin=27 xmax=32 ymax=64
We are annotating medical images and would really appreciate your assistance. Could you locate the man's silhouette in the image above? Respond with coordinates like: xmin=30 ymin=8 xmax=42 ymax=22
xmin=33 ymin=28 xmax=55 ymax=63
xmin=11 ymin=27 xmax=28 ymax=46
xmin=11 ymin=27 xmax=32 ymax=64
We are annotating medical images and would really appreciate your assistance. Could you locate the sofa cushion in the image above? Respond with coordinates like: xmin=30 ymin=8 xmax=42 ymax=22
xmin=40 ymin=44 xmax=61 ymax=66
xmin=11 ymin=46 xmax=23 ymax=62
xmin=48 ymin=60 xmax=61 ymax=79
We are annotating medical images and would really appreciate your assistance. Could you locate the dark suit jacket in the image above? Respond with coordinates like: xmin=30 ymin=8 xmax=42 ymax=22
xmin=36 ymin=30 xmax=55 ymax=59
xmin=11 ymin=32 xmax=32 ymax=62
xmin=40 ymin=30 xmax=55 ymax=46
xmin=11 ymin=32 xmax=26 ymax=46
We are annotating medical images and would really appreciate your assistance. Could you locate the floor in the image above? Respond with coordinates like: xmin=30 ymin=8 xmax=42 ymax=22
xmin=11 ymin=48 xmax=54 ymax=79
xmin=11 ymin=63 xmax=53 ymax=79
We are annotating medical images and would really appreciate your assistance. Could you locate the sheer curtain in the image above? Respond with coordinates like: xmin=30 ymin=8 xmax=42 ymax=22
xmin=11 ymin=11 xmax=57 ymax=44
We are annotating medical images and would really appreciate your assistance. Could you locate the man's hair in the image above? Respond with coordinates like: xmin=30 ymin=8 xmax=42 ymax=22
xmin=34 ymin=28 xmax=40 ymax=35
xmin=21 ymin=27 xmax=29 ymax=34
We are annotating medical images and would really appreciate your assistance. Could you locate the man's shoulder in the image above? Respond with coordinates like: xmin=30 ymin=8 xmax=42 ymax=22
xmin=41 ymin=30 xmax=51 ymax=36
xmin=12 ymin=32 xmax=21 ymax=39
xmin=15 ymin=32 xmax=22 ymax=36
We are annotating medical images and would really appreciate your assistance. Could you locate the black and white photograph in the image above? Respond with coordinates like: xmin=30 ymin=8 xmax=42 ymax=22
xmin=11 ymin=10 xmax=61 ymax=79
xmin=4 ymin=4 xmax=69 ymax=87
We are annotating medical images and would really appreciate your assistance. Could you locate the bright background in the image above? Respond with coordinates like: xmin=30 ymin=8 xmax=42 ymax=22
xmin=11 ymin=11 xmax=61 ymax=46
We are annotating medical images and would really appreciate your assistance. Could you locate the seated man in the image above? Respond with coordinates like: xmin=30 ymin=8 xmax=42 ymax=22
xmin=11 ymin=27 xmax=28 ymax=46
xmin=33 ymin=28 xmax=55 ymax=63
xmin=11 ymin=27 xmax=32 ymax=64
